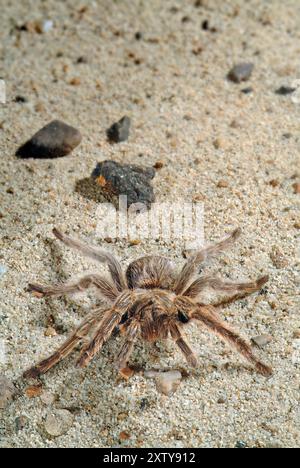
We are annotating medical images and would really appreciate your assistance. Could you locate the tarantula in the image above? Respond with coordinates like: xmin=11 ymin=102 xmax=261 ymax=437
xmin=24 ymin=227 xmax=272 ymax=379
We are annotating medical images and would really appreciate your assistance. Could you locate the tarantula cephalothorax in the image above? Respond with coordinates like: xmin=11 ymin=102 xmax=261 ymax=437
xmin=24 ymin=228 xmax=272 ymax=379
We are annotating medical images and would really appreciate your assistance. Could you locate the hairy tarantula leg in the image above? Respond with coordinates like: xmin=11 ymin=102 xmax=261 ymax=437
xmin=115 ymin=320 xmax=140 ymax=369
xmin=52 ymin=228 xmax=126 ymax=291
xmin=23 ymin=309 xmax=107 ymax=379
xmin=183 ymin=275 xmax=269 ymax=299
xmin=77 ymin=292 xmax=133 ymax=368
xmin=192 ymin=305 xmax=272 ymax=376
xmin=212 ymin=293 xmax=250 ymax=308
xmin=174 ymin=228 xmax=241 ymax=295
xmin=28 ymin=274 xmax=119 ymax=303
xmin=169 ymin=322 xmax=197 ymax=367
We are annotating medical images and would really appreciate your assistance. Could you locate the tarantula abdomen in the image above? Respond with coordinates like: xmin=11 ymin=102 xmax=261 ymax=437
xmin=126 ymin=256 xmax=175 ymax=290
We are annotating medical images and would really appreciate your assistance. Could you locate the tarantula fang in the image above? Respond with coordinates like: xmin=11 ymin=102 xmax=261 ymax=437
xmin=24 ymin=227 xmax=272 ymax=379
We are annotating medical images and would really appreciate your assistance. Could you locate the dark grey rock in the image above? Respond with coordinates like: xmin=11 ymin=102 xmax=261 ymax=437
xmin=107 ymin=116 xmax=131 ymax=143
xmin=235 ymin=440 xmax=248 ymax=449
xmin=16 ymin=120 xmax=82 ymax=158
xmin=92 ymin=160 xmax=155 ymax=208
xmin=228 ymin=63 xmax=254 ymax=83
xmin=241 ymin=87 xmax=253 ymax=94
xmin=14 ymin=95 xmax=27 ymax=103
xmin=275 ymin=86 xmax=296 ymax=95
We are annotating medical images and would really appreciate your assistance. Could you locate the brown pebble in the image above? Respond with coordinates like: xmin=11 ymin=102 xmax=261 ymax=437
xmin=69 ymin=77 xmax=81 ymax=86
xmin=153 ymin=161 xmax=164 ymax=169
xmin=213 ymin=138 xmax=229 ymax=150
xmin=217 ymin=180 xmax=229 ymax=188
xmin=119 ymin=366 xmax=135 ymax=380
xmin=217 ymin=397 xmax=226 ymax=404
xmin=117 ymin=412 xmax=127 ymax=421
xmin=292 ymin=182 xmax=300 ymax=194
xmin=193 ymin=193 xmax=205 ymax=202
xmin=25 ymin=385 xmax=43 ymax=398
xmin=269 ymin=179 xmax=280 ymax=188
xmin=251 ymin=334 xmax=273 ymax=348
xmin=293 ymin=330 xmax=300 ymax=339
xmin=119 ymin=431 xmax=130 ymax=441
xmin=129 ymin=239 xmax=141 ymax=246
xmin=230 ymin=119 xmax=242 ymax=129
xmin=293 ymin=222 xmax=300 ymax=229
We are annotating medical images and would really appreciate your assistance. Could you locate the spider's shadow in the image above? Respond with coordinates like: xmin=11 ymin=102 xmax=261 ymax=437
xmin=75 ymin=177 xmax=117 ymax=207
xmin=32 ymin=237 xmax=102 ymax=330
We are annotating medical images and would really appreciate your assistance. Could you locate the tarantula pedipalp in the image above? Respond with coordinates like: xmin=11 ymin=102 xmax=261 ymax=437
xmin=24 ymin=228 xmax=272 ymax=379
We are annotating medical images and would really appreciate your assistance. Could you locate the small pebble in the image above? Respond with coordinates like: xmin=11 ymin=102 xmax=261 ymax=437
xmin=202 ymin=19 xmax=209 ymax=30
xmin=235 ymin=440 xmax=248 ymax=449
xmin=44 ymin=409 xmax=74 ymax=437
xmin=155 ymin=371 xmax=182 ymax=396
xmin=129 ymin=239 xmax=141 ymax=246
xmin=69 ymin=77 xmax=81 ymax=86
xmin=119 ymin=431 xmax=130 ymax=441
xmin=119 ymin=366 xmax=134 ymax=380
xmin=16 ymin=120 xmax=82 ymax=159
xmin=140 ymin=398 xmax=150 ymax=410
xmin=270 ymin=246 xmax=289 ymax=269
xmin=292 ymin=182 xmax=300 ymax=194
xmin=214 ymin=137 xmax=229 ymax=150
xmin=42 ymin=20 xmax=53 ymax=33
xmin=44 ymin=326 xmax=57 ymax=337
xmin=0 ymin=374 xmax=16 ymax=409
xmin=40 ymin=391 xmax=55 ymax=405
xmin=76 ymin=56 xmax=88 ymax=64
xmin=293 ymin=330 xmax=300 ymax=338
xmin=15 ymin=415 xmax=27 ymax=432
xmin=14 ymin=95 xmax=27 ymax=103
xmin=241 ymin=87 xmax=253 ymax=94
xmin=275 ymin=86 xmax=296 ymax=95
xmin=269 ymin=179 xmax=280 ymax=188
xmin=251 ymin=334 xmax=273 ymax=348
xmin=228 ymin=63 xmax=254 ymax=83
xmin=217 ymin=396 xmax=227 ymax=404
xmin=153 ymin=161 xmax=164 ymax=169
xmin=92 ymin=160 xmax=156 ymax=208
xmin=0 ymin=265 xmax=7 ymax=278
xmin=107 ymin=116 xmax=131 ymax=143
xmin=25 ymin=385 xmax=43 ymax=398
xmin=217 ymin=180 xmax=229 ymax=188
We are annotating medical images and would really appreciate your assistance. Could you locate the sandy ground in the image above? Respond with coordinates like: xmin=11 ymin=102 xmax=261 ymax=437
xmin=0 ymin=0 xmax=299 ymax=448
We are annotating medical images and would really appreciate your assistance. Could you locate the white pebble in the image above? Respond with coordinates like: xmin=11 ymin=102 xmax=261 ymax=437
xmin=44 ymin=409 xmax=74 ymax=437
xmin=42 ymin=20 xmax=53 ymax=33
